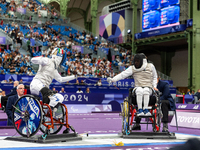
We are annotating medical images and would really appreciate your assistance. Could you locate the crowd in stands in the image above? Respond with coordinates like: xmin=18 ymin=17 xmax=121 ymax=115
xmin=0 ymin=0 xmax=133 ymax=79
xmin=0 ymin=18 xmax=133 ymax=78
xmin=0 ymin=0 xmax=59 ymax=19
xmin=0 ymin=44 xmax=35 ymax=75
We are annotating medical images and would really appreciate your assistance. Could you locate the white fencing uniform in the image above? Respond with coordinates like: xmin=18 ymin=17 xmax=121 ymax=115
xmin=108 ymin=55 xmax=157 ymax=112
xmin=30 ymin=54 xmax=75 ymax=107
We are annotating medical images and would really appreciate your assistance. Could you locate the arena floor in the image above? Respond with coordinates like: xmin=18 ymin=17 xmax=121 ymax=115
xmin=0 ymin=111 xmax=200 ymax=150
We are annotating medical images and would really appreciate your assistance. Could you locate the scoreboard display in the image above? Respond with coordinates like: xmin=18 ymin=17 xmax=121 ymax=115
xmin=142 ymin=10 xmax=160 ymax=29
xmin=160 ymin=5 xmax=180 ymax=26
xmin=142 ymin=0 xmax=180 ymax=31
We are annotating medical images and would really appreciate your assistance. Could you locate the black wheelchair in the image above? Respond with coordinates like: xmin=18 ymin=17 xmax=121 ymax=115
xmin=120 ymin=88 xmax=161 ymax=133
xmin=120 ymin=88 xmax=176 ymax=139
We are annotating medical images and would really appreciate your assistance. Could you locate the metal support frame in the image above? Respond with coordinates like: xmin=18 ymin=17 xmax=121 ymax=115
xmin=5 ymin=133 xmax=82 ymax=143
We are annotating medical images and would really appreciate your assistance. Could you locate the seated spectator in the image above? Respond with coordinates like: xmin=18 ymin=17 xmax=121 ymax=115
xmin=1 ymin=80 xmax=7 ymax=83
xmin=52 ymin=87 xmax=58 ymax=93
xmin=59 ymin=87 xmax=66 ymax=93
xmin=85 ymin=87 xmax=91 ymax=93
xmin=19 ymin=79 xmax=23 ymax=84
xmin=65 ymin=81 xmax=71 ymax=85
xmin=186 ymin=89 xmax=191 ymax=95
xmin=9 ymin=65 xmax=16 ymax=73
xmin=80 ymin=80 xmax=86 ymax=85
xmin=8 ymin=79 xmax=13 ymax=83
xmin=27 ymin=69 xmax=33 ymax=76
xmin=76 ymin=88 xmax=83 ymax=93
xmin=74 ymin=80 xmax=79 ymax=85
xmin=194 ymin=89 xmax=200 ymax=103
xmin=96 ymin=79 xmax=102 ymax=86
xmin=192 ymin=90 xmax=195 ymax=95
xmin=18 ymin=66 xmax=25 ymax=74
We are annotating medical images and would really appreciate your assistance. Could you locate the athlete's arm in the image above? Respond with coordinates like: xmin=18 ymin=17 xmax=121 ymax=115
xmin=112 ymin=66 xmax=133 ymax=82
xmin=31 ymin=56 xmax=49 ymax=66
xmin=54 ymin=70 xmax=76 ymax=83
xmin=151 ymin=64 xmax=158 ymax=90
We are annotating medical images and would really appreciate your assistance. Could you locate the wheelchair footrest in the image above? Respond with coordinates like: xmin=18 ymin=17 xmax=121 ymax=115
xmin=120 ymin=132 xmax=176 ymax=139
xmin=137 ymin=115 xmax=154 ymax=118
xmin=4 ymin=133 xmax=82 ymax=143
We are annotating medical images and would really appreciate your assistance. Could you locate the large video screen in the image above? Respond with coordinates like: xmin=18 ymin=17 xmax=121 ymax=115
xmin=142 ymin=0 xmax=180 ymax=32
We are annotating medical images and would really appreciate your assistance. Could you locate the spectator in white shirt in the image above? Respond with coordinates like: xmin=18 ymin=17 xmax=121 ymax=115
xmin=76 ymin=88 xmax=83 ymax=93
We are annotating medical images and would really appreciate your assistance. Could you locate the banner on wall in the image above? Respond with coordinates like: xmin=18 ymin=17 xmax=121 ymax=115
xmin=0 ymin=37 xmax=6 ymax=45
xmin=170 ymin=111 xmax=200 ymax=129
xmin=72 ymin=45 xmax=83 ymax=53
xmin=30 ymin=39 xmax=35 ymax=46
xmin=61 ymin=93 xmax=127 ymax=111
xmin=17 ymin=7 xmax=26 ymax=14
xmin=99 ymin=47 xmax=109 ymax=55
xmin=38 ymin=10 xmax=47 ymax=17
xmin=176 ymin=104 xmax=200 ymax=110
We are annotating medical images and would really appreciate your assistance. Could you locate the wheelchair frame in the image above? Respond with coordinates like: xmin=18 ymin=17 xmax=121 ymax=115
xmin=120 ymin=88 xmax=176 ymax=139
xmin=10 ymin=94 xmax=80 ymax=142
xmin=120 ymin=88 xmax=161 ymax=134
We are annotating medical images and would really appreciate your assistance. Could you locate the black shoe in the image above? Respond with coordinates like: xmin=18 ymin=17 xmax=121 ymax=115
xmin=162 ymin=127 xmax=169 ymax=133
xmin=63 ymin=128 xmax=70 ymax=134
xmin=132 ymin=124 xmax=141 ymax=130
xmin=1 ymin=106 xmax=5 ymax=111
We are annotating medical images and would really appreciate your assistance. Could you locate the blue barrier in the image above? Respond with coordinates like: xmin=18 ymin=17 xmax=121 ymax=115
xmin=0 ymin=74 xmax=176 ymax=95
xmin=0 ymin=74 xmax=174 ymax=86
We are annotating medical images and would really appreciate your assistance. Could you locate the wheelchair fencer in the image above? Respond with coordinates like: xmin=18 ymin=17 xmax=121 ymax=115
xmin=11 ymin=87 xmax=76 ymax=138
xmin=120 ymin=87 xmax=162 ymax=135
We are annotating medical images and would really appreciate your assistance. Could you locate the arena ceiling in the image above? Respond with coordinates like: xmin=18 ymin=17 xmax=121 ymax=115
xmin=47 ymin=0 xmax=120 ymax=16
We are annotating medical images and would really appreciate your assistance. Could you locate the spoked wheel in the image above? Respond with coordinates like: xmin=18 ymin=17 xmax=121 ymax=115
xmin=40 ymin=104 xmax=65 ymax=134
xmin=121 ymin=100 xmax=129 ymax=135
xmin=12 ymin=95 xmax=43 ymax=138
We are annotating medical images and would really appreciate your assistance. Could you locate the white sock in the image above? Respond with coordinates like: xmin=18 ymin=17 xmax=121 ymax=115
xmin=136 ymin=95 xmax=143 ymax=110
xmin=143 ymin=94 xmax=149 ymax=109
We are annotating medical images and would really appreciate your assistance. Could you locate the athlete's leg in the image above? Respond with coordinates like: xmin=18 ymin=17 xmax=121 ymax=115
xmin=30 ymin=79 xmax=45 ymax=96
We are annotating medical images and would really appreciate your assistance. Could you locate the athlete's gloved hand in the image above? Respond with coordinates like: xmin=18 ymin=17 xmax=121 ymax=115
xmin=107 ymin=77 xmax=113 ymax=83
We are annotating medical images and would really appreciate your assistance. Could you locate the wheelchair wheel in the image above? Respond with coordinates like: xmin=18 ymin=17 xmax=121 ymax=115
xmin=121 ymin=100 xmax=129 ymax=135
xmin=40 ymin=104 xmax=65 ymax=134
xmin=12 ymin=95 xmax=43 ymax=138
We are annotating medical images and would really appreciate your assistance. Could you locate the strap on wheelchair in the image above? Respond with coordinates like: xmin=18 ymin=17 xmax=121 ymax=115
xmin=40 ymin=87 xmax=54 ymax=104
